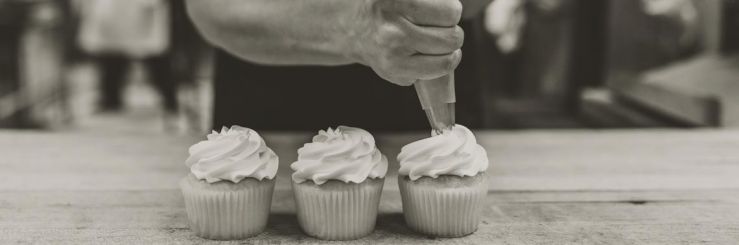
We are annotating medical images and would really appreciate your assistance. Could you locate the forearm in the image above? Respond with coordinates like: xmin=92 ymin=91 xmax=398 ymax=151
xmin=185 ymin=0 xmax=363 ymax=66
xmin=187 ymin=0 xmax=465 ymax=86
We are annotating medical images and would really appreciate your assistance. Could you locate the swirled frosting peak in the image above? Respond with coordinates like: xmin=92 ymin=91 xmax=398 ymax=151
xmin=398 ymin=124 xmax=488 ymax=180
xmin=185 ymin=126 xmax=278 ymax=183
xmin=291 ymin=126 xmax=388 ymax=185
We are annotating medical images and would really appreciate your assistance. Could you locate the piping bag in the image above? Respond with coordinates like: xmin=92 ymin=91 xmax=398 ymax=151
xmin=414 ymin=74 xmax=455 ymax=134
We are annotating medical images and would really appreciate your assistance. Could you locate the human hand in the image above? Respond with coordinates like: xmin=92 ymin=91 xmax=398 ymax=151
xmin=343 ymin=0 xmax=465 ymax=86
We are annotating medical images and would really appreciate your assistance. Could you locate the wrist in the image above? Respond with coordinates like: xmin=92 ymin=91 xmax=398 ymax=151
xmin=334 ymin=0 xmax=376 ymax=66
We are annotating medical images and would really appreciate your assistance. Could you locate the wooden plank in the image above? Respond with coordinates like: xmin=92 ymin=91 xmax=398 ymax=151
xmin=615 ymin=82 xmax=720 ymax=127
xmin=1 ymin=189 xmax=738 ymax=244
xmin=3 ymin=130 xmax=739 ymax=191
xmin=578 ymin=88 xmax=671 ymax=127
xmin=615 ymin=55 xmax=739 ymax=127
xmin=2 ymin=130 xmax=739 ymax=243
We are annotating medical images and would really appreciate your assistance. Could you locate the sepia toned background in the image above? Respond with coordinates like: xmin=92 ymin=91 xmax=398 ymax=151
xmin=1 ymin=0 xmax=737 ymax=133
xmin=1 ymin=0 xmax=739 ymax=244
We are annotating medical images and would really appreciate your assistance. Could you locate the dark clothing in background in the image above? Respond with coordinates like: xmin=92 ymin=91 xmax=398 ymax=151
xmin=170 ymin=0 xmax=210 ymax=85
xmin=97 ymin=0 xmax=208 ymax=113
xmin=211 ymin=20 xmax=485 ymax=132
xmin=212 ymin=54 xmax=427 ymax=131
xmin=98 ymin=54 xmax=177 ymax=112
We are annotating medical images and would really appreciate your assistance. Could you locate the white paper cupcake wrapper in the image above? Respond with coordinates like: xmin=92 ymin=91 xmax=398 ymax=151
xmin=398 ymin=174 xmax=487 ymax=237
xmin=180 ymin=177 xmax=275 ymax=240
xmin=292 ymin=178 xmax=384 ymax=240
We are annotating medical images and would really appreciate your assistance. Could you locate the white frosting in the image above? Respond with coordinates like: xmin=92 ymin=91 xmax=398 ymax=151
xmin=397 ymin=124 xmax=488 ymax=180
xmin=186 ymin=126 xmax=278 ymax=183
xmin=291 ymin=126 xmax=388 ymax=185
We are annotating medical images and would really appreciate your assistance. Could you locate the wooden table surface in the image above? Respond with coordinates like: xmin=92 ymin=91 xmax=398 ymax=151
xmin=1 ymin=129 xmax=739 ymax=244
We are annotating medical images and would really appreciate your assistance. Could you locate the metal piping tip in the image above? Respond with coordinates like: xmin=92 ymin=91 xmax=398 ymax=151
xmin=424 ymin=103 xmax=455 ymax=134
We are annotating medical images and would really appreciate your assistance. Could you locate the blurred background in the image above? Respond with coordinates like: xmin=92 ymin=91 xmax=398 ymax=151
xmin=0 ymin=0 xmax=737 ymax=134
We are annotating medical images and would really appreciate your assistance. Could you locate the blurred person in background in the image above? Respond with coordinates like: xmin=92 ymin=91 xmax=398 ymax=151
xmin=75 ymin=0 xmax=177 ymax=114
xmin=185 ymin=0 xmax=493 ymax=131
xmin=640 ymin=0 xmax=699 ymax=55
xmin=484 ymin=0 xmax=575 ymax=97
xmin=480 ymin=0 xmax=579 ymax=128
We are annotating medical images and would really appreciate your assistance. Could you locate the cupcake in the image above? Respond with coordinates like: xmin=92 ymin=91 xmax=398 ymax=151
xmin=291 ymin=126 xmax=388 ymax=240
xmin=180 ymin=126 xmax=279 ymax=240
xmin=397 ymin=124 xmax=489 ymax=237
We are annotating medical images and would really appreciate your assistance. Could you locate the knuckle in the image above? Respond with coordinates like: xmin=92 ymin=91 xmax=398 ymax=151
xmin=378 ymin=23 xmax=405 ymax=46
xmin=443 ymin=51 xmax=462 ymax=71
xmin=452 ymin=50 xmax=463 ymax=69
xmin=450 ymin=26 xmax=464 ymax=48
xmin=376 ymin=26 xmax=414 ymax=55
xmin=402 ymin=0 xmax=423 ymax=12
xmin=448 ymin=0 xmax=463 ymax=22
xmin=441 ymin=57 xmax=454 ymax=71
xmin=390 ymin=41 xmax=411 ymax=55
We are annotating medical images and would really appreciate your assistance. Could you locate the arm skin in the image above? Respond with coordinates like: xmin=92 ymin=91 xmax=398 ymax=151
xmin=185 ymin=0 xmax=364 ymax=66
xmin=186 ymin=0 xmax=469 ymax=85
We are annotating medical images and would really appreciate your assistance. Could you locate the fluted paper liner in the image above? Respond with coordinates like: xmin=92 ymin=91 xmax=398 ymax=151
xmin=398 ymin=173 xmax=487 ymax=237
xmin=180 ymin=175 xmax=275 ymax=240
xmin=292 ymin=178 xmax=384 ymax=240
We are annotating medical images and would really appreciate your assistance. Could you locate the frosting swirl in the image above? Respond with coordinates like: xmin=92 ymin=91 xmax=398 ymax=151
xmin=186 ymin=126 xmax=278 ymax=183
xmin=291 ymin=126 xmax=388 ymax=185
xmin=397 ymin=124 xmax=488 ymax=180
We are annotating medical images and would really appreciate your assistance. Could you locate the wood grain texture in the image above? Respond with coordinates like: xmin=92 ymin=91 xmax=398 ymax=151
xmin=1 ymin=129 xmax=739 ymax=243
xmin=1 ymin=189 xmax=738 ymax=244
